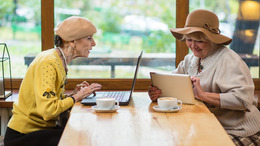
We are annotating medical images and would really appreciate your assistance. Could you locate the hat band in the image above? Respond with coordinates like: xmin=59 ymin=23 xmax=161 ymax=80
xmin=203 ymin=23 xmax=221 ymax=34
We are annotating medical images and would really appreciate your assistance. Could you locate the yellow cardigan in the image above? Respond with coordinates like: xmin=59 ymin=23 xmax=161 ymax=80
xmin=8 ymin=49 xmax=74 ymax=134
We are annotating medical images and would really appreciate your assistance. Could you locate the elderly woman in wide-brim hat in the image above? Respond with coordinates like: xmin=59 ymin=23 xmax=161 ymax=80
xmin=4 ymin=16 xmax=102 ymax=146
xmin=148 ymin=9 xmax=260 ymax=145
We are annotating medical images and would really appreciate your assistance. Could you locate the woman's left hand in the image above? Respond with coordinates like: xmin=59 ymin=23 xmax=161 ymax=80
xmin=190 ymin=76 xmax=205 ymax=100
xmin=191 ymin=76 xmax=221 ymax=106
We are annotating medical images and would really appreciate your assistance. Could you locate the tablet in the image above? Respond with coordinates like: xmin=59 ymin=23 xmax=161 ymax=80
xmin=150 ymin=72 xmax=195 ymax=104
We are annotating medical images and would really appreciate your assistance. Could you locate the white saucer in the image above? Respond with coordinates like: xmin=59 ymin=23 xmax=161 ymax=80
xmin=91 ymin=105 xmax=120 ymax=113
xmin=153 ymin=105 xmax=182 ymax=113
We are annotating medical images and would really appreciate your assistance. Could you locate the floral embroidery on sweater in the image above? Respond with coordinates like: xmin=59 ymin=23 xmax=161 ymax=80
xmin=43 ymin=88 xmax=55 ymax=98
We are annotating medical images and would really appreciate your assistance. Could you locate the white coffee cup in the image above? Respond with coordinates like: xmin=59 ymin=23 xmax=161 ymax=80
xmin=157 ymin=97 xmax=182 ymax=109
xmin=96 ymin=97 xmax=119 ymax=109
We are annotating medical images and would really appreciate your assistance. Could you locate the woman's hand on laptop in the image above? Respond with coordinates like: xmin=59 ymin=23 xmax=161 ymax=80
xmin=148 ymin=84 xmax=162 ymax=102
xmin=70 ymin=81 xmax=90 ymax=96
xmin=73 ymin=83 xmax=102 ymax=102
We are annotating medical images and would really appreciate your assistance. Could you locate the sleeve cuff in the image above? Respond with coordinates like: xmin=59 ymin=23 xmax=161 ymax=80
xmin=69 ymin=96 xmax=75 ymax=103
xmin=220 ymin=93 xmax=246 ymax=110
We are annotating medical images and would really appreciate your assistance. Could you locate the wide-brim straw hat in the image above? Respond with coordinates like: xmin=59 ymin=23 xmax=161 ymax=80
xmin=170 ymin=9 xmax=232 ymax=45
xmin=54 ymin=16 xmax=97 ymax=41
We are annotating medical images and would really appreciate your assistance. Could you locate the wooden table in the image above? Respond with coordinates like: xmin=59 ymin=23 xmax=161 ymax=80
xmin=59 ymin=92 xmax=234 ymax=146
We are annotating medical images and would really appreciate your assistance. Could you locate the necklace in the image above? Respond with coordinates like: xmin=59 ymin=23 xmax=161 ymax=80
xmin=199 ymin=58 xmax=203 ymax=71
xmin=199 ymin=64 xmax=204 ymax=70
xmin=57 ymin=47 xmax=68 ymax=75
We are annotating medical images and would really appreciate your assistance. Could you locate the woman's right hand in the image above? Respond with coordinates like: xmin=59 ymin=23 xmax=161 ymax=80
xmin=70 ymin=81 xmax=90 ymax=96
xmin=73 ymin=83 xmax=102 ymax=102
xmin=148 ymin=84 xmax=162 ymax=102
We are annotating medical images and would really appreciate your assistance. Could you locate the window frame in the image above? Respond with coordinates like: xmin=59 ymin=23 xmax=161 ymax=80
xmin=8 ymin=0 xmax=260 ymax=90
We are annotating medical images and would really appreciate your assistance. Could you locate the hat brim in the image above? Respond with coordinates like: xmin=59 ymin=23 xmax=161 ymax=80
xmin=170 ymin=27 xmax=232 ymax=45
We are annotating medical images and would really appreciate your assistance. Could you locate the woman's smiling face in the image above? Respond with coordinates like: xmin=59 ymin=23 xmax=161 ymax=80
xmin=74 ymin=35 xmax=96 ymax=58
xmin=185 ymin=36 xmax=213 ymax=59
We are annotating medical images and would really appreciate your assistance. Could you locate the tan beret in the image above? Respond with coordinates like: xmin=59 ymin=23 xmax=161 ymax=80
xmin=54 ymin=16 xmax=97 ymax=41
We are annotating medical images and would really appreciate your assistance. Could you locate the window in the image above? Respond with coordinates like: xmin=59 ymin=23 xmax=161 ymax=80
xmin=54 ymin=0 xmax=177 ymax=78
xmin=4 ymin=0 xmax=260 ymax=90
xmin=0 ymin=0 xmax=41 ymax=78
xmin=190 ymin=0 xmax=260 ymax=78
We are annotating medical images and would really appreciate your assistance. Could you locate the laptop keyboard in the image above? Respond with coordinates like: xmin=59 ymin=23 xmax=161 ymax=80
xmin=102 ymin=91 xmax=126 ymax=101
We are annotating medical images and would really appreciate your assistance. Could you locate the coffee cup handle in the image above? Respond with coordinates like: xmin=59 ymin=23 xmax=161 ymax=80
xmin=177 ymin=100 xmax=182 ymax=108
xmin=115 ymin=100 xmax=119 ymax=107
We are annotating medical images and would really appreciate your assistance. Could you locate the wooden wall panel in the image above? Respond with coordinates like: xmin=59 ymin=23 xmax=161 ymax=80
xmin=176 ymin=0 xmax=189 ymax=66
xmin=6 ymin=79 xmax=151 ymax=90
xmin=41 ymin=0 xmax=54 ymax=51
xmin=7 ymin=78 xmax=260 ymax=90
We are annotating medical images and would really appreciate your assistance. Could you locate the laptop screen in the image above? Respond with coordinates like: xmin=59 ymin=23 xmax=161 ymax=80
xmin=81 ymin=50 xmax=143 ymax=106
xmin=130 ymin=50 xmax=143 ymax=96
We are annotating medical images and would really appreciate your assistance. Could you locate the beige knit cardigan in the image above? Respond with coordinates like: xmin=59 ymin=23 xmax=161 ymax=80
xmin=173 ymin=47 xmax=260 ymax=137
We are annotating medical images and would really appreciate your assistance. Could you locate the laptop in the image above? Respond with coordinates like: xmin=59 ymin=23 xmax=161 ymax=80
xmin=81 ymin=51 xmax=143 ymax=106
xmin=150 ymin=72 xmax=195 ymax=104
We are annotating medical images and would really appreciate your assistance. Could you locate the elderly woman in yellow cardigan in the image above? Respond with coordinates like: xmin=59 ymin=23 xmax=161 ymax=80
xmin=4 ymin=16 xmax=102 ymax=146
